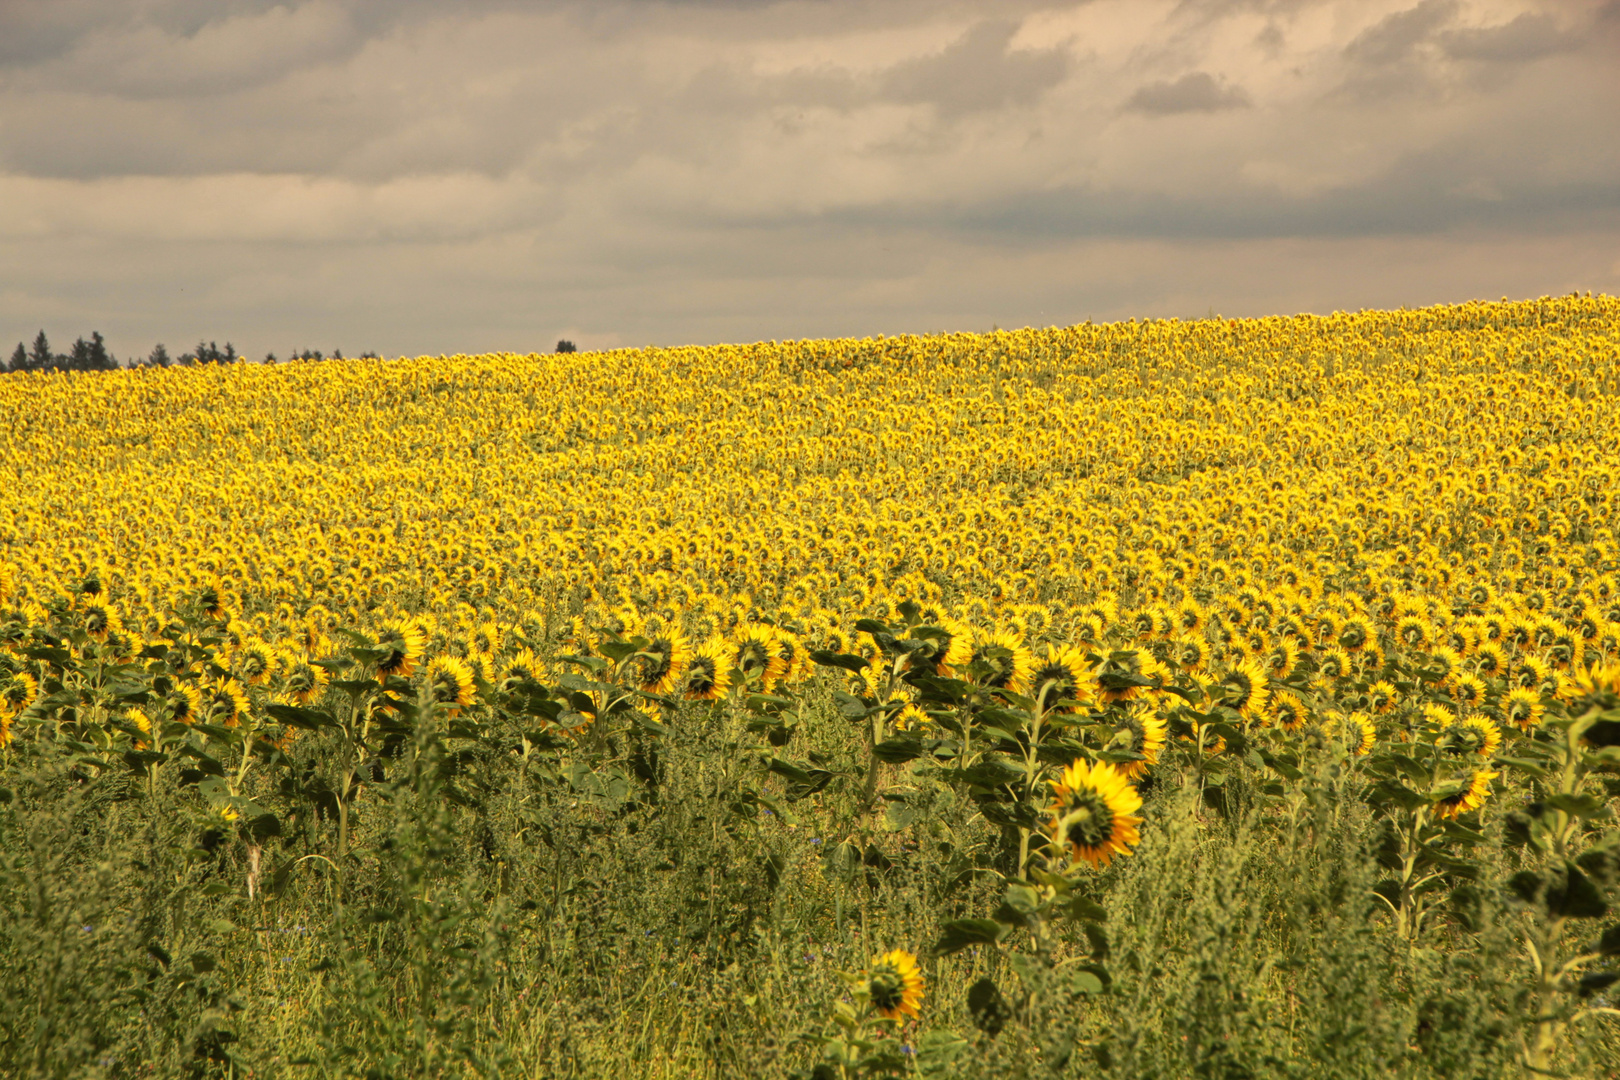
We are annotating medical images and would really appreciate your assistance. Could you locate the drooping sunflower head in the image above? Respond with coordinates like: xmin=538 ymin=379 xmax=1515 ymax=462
xmin=1449 ymin=673 xmax=1488 ymax=709
xmin=1263 ymin=637 xmax=1300 ymax=681
xmin=866 ymin=949 xmax=925 ymax=1021
xmin=892 ymin=701 xmax=931 ymax=732
xmin=1175 ymin=636 xmax=1209 ymax=674
xmin=728 ymin=624 xmax=786 ymax=687
xmin=375 ymin=619 xmax=427 ymax=681
xmin=1046 ymin=758 xmax=1143 ymax=869
xmin=1502 ymin=686 xmax=1545 ymax=730
xmin=633 ymin=630 xmax=691 ymax=695
xmin=1367 ymin=680 xmax=1399 ymax=714
xmin=1338 ymin=615 xmax=1377 ymax=654
xmin=281 ymin=651 xmax=329 ymax=705
xmin=1 ymin=671 xmax=39 ymax=717
xmin=468 ymin=621 xmax=503 ymax=657
xmin=167 ymin=684 xmax=204 ymax=725
xmin=83 ymin=603 xmax=124 ymax=642
xmin=682 ymin=636 xmax=733 ymax=701
xmin=1434 ymin=770 xmax=1498 ymax=820
xmin=1108 ymin=711 xmax=1168 ymax=780
xmin=237 ymin=640 xmax=279 ymax=685
xmin=1395 ymin=616 xmax=1433 ymax=650
xmin=1472 ymin=642 xmax=1506 ymax=678
xmin=1316 ymin=648 xmax=1353 ymax=683
xmin=1221 ymin=659 xmax=1270 ymax=719
xmin=202 ymin=681 xmax=250 ymax=727
xmin=427 ymin=655 xmax=476 ymax=713
xmin=1029 ymin=645 xmax=1094 ymax=713
xmin=1449 ymin=713 xmax=1502 ymax=758
xmin=497 ymin=649 xmax=544 ymax=694
xmin=1514 ymin=655 xmax=1553 ymax=693
xmin=1426 ymin=646 xmax=1462 ymax=685
xmin=968 ymin=628 xmax=1035 ymax=694
xmin=1269 ymin=690 xmax=1308 ymax=732
xmin=1331 ymin=711 xmax=1376 ymax=756
xmin=1566 ymin=662 xmax=1620 ymax=715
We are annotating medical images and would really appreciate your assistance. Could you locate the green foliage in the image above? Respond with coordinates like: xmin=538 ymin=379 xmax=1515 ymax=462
xmin=0 ymin=603 xmax=1617 ymax=1078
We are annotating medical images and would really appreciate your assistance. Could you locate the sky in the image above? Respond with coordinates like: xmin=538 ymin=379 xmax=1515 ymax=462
xmin=1 ymin=0 xmax=1616 ymax=359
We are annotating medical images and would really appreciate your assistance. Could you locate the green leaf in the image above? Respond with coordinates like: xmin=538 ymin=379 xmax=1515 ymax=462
xmin=1544 ymin=792 xmax=1609 ymax=819
xmin=1063 ymin=896 xmax=1108 ymax=923
xmin=265 ymin=703 xmax=337 ymax=731
xmin=930 ymin=918 xmax=1007 ymax=957
xmin=1071 ymin=969 xmax=1105 ymax=995
xmin=809 ymin=650 xmax=870 ymax=674
xmin=872 ymin=735 xmax=928 ymax=764
xmin=966 ymin=977 xmax=1012 ymax=1037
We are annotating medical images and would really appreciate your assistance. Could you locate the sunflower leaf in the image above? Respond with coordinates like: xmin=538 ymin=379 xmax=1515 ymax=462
xmin=930 ymin=918 xmax=1007 ymax=957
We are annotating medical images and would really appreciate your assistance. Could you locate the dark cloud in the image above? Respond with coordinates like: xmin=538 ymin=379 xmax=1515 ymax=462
xmin=1123 ymin=72 xmax=1251 ymax=114
xmin=1438 ymin=12 xmax=1578 ymax=61
xmin=880 ymin=20 xmax=1068 ymax=116
xmin=1342 ymin=0 xmax=1459 ymax=66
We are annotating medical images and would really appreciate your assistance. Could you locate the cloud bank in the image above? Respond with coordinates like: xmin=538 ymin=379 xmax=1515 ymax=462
xmin=1 ymin=0 xmax=1615 ymax=357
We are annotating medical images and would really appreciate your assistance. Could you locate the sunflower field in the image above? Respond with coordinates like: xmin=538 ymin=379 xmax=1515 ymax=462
xmin=3 ymin=295 xmax=1620 ymax=1078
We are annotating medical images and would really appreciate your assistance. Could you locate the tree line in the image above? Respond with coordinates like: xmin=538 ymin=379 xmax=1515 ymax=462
xmin=4 ymin=331 xmax=384 ymax=374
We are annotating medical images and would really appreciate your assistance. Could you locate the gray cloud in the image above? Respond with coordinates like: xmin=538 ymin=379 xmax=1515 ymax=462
xmin=880 ymin=20 xmax=1068 ymax=116
xmin=1438 ymin=12 xmax=1579 ymax=61
xmin=0 ymin=0 xmax=1616 ymax=358
xmin=1124 ymin=72 xmax=1251 ymax=114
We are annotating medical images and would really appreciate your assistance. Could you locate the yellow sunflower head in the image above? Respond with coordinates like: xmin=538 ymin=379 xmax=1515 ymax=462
xmin=683 ymin=636 xmax=734 ymax=701
xmin=427 ymin=655 xmax=476 ymax=713
xmin=375 ymin=619 xmax=427 ymax=682
xmin=1046 ymin=758 xmax=1143 ymax=869
xmin=1029 ymin=645 xmax=1094 ymax=713
xmin=1221 ymin=659 xmax=1270 ymax=719
xmin=1502 ymin=686 xmax=1545 ymax=731
xmin=1434 ymin=770 xmax=1498 ymax=819
xmin=968 ymin=628 xmax=1035 ymax=695
xmin=1108 ymin=710 xmax=1168 ymax=780
xmin=866 ymin=949 xmax=925 ymax=1020
xmin=634 ymin=630 xmax=691 ymax=695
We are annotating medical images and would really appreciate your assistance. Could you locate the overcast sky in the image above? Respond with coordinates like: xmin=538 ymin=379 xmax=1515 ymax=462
xmin=1 ymin=0 xmax=1616 ymax=359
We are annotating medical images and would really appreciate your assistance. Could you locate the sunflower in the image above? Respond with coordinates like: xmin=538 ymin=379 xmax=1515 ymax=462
xmin=1395 ymin=616 xmax=1433 ymax=650
xmin=1097 ymin=650 xmax=1168 ymax=704
xmin=1316 ymin=648 xmax=1353 ymax=683
xmin=1046 ymin=759 xmax=1143 ymax=869
xmin=427 ymin=655 xmax=476 ymax=713
xmin=967 ymin=628 xmax=1035 ymax=694
xmin=1262 ymin=637 xmax=1300 ymax=681
xmin=1329 ymin=711 xmax=1376 ymax=755
xmin=1338 ymin=615 xmax=1377 ymax=654
xmin=633 ymin=630 xmax=691 ymax=695
xmin=202 ymin=680 xmax=250 ymax=727
xmin=893 ymin=702 xmax=931 ymax=731
xmin=468 ymin=621 xmax=503 ymax=657
xmin=728 ymin=624 xmax=786 ymax=687
xmin=82 ymin=603 xmax=123 ymax=642
xmin=1269 ymin=690 xmax=1309 ymax=732
xmin=1109 ymin=711 xmax=1168 ymax=780
xmin=866 ymin=949 xmax=925 ymax=1021
xmin=1221 ymin=659 xmax=1270 ymax=719
xmin=1177 ymin=600 xmax=1206 ymax=635
xmin=1513 ymin=655 xmax=1552 ymax=693
xmin=1367 ymin=680 xmax=1399 ymax=714
xmin=1175 ymin=636 xmax=1209 ymax=674
xmin=1029 ymin=645 xmax=1094 ymax=713
xmin=1434 ymin=770 xmax=1498 ymax=820
xmin=1426 ymin=646 xmax=1462 ymax=685
xmin=1 ymin=671 xmax=38 ymax=717
xmin=1457 ymin=713 xmax=1501 ymax=757
xmin=1502 ymin=686 xmax=1545 ymax=730
xmin=1567 ymin=661 xmax=1620 ymax=714
xmin=1472 ymin=642 xmax=1506 ymax=678
xmin=684 ymin=637 xmax=733 ymax=701
xmin=280 ymin=651 xmax=329 ymax=705
xmin=237 ymin=639 xmax=279 ymax=685
xmin=167 ymin=684 xmax=204 ymax=724
xmin=1449 ymin=673 xmax=1488 ymax=709
xmin=497 ymin=649 xmax=543 ymax=694
xmin=375 ymin=619 xmax=427 ymax=682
